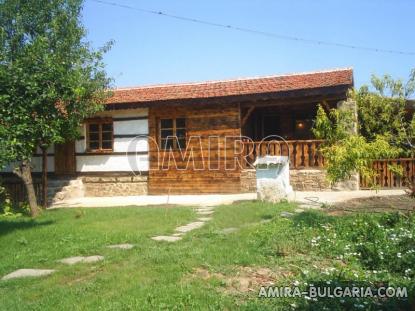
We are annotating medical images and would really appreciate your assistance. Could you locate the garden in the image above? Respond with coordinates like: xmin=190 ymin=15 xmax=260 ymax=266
xmin=0 ymin=200 xmax=414 ymax=310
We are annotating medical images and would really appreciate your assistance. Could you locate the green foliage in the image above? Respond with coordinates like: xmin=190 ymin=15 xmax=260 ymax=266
xmin=0 ymin=184 xmax=30 ymax=217
xmin=310 ymin=212 xmax=415 ymax=277
xmin=312 ymin=104 xmax=354 ymax=144
xmin=313 ymin=70 xmax=415 ymax=184
xmin=323 ymin=135 xmax=399 ymax=185
xmin=0 ymin=0 xmax=112 ymax=168
xmin=351 ymin=72 xmax=415 ymax=154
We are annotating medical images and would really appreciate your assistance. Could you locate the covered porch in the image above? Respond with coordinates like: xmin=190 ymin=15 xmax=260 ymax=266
xmin=239 ymin=99 xmax=339 ymax=169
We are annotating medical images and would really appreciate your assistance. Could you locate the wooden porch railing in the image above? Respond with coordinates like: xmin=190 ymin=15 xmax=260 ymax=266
xmin=241 ymin=139 xmax=325 ymax=169
xmin=360 ymin=158 xmax=415 ymax=189
xmin=241 ymin=140 xmax=415 ymax=189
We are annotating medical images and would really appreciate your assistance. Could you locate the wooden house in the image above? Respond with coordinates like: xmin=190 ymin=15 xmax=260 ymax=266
xmin=2 ymin=68 xmax=357 ymax=201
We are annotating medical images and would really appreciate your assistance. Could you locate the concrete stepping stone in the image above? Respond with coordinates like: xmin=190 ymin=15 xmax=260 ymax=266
xmin=172 ymin=233 xmax=183 ymax=237
xmin=59 ymin=255 xmax=104 ymax=265
xmin=2 ymin=269 xmax=55 ymax=281
xmin=175 ymin=221 xmax=205 ymax=233
xmin=197 ymin=210 xmax=214 ymax=215
xmin=198 ymin=217 xmax=212 ymax=222
xmin=107 ymin=244 xmax=134 ymax=250
xmin=195 ymin=207 xmax=214 ymax=211
xmin=151 ymin=235 xmax=182 ymax=242
xmin=294 ymin=208 xmax=305 ymax=213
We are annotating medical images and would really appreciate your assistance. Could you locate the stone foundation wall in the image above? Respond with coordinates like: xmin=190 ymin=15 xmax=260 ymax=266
xmin=241 ymin=169 xmax=332 ymax=192
xmin=82 ymin=175 xmax=148 ymax=197
xmin=241 ymin=169 xmax=359 ymax=192
xmin=241 ymin=169 xmax=256 ymax=193
xmin=289 ymin=169 xmax=331 ymax=191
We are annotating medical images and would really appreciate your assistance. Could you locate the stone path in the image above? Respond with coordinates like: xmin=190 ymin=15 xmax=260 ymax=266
xmin=1 ymin=269 xmax=55 ymax=281
xmin=107 ymin=243 xmax=134 ymax=250
xmin=151 ymin=235 xmax=182 ymax=242
xmin=2 ymin=207 xmax=218 ymax=280
xmin=175 ymin=221 xmax=205 ymax=233
xmin=59 ymin=255 xmax=104 ymax=265
xmin=151 ymin=206 xmax=215 ymax=242
xmin=1 ymin=243 xmax=137 ymax=280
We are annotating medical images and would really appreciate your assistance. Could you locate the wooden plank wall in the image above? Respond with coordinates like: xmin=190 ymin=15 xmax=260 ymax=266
xmin=148 ymin=103 xmax=242 ymax=194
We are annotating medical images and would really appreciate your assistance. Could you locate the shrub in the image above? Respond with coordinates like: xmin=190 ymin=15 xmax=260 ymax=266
xmin=0 ymin=184 xmax=30 ymax=217
xmin=309 ymin=213 xmax=415 ymax=278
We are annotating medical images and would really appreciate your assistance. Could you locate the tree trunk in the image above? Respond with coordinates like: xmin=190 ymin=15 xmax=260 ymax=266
xmin=14 ymin=160 xmax=39 ymax=217
xmin=41 ymin=146 xmax=48 ymax=208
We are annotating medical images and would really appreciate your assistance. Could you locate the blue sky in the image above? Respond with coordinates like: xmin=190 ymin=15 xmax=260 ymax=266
xmin=82 ymin=0 xmax=415 ymax=89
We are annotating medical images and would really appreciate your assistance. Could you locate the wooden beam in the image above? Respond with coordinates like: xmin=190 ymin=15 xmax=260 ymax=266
xmin=241 ymin=106 xmax=255 ymax=127
xmin=239 ymin=94 xmax=346 ymax=108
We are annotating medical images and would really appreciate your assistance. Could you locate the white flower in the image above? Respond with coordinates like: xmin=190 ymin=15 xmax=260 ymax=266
xmin=397 ymin=252 xmax=402 ymax=258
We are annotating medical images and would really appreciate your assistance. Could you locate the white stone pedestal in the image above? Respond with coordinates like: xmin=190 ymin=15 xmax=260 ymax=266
xmin=254 ymin=156 xmax=293 ymax=203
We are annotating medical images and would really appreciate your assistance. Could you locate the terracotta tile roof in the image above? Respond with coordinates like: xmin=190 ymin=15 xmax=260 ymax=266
xmin=107 ymin=68 xmax=353 ymax=105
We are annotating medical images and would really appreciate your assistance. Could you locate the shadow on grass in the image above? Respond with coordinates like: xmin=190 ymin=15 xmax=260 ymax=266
xmin=291 ymin=210 xmax=335 ymax=228
xmin=0 ymin=219 xmax=54 ymax=237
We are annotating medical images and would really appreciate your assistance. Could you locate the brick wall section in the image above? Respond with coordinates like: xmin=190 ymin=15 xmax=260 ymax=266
xmin=82 ymin=175 xmax=148 ymax=196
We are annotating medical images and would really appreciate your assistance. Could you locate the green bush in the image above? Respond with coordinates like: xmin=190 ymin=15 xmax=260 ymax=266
xmin=0 ymin=184 xmax=30 ymax=217
xmin=309 ymin=213 xmax=415 ymax=278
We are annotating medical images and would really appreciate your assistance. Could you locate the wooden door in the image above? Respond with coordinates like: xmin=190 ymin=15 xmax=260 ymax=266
xmin=55 ymin=141 xmax=76 ymax=175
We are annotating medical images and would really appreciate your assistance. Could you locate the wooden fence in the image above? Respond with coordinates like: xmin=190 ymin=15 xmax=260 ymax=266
xmin=360 ymin=158 xmax=415 ymax=189
xmin=2 ymin=180 xmax=43 ymax=207
xmin=241 ymin=140 xmax=325 ymax=169
xmin=242 ymin=140 xmax=414 ymax=189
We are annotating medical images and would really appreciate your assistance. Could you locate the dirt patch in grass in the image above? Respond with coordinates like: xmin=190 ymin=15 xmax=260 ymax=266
xmin=326 ymin=195 xmax=415 ymax=215
xmin=190 ymin=266 xmax=294 ymax=294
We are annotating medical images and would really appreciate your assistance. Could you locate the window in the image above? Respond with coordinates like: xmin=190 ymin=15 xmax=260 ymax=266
xmin=86 ymin=119 xmax=113 ymax=152
xmin=159 ymin=118 xmax=186 ymax=150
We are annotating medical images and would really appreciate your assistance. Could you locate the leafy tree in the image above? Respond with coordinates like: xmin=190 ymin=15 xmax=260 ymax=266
xmin=313 ymin=70 xmax=415 ymax=187
xmin=0 ymin=0 xmax=112 ymax=216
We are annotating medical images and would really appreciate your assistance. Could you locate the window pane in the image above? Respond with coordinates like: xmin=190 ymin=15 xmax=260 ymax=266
xmin=102 ymin=123 xmax=112 ymax=131
xmin=176 ymin=129 xmax=186 ymax=138
xmin=102 ymin=132 xmax=112 ymax=141
xmin=89 ymin=123 xmax=99 ymax=132
xmin=176 ymin=118 xmax=185 ymax=128
xmin=89 ymin=141 xmax=99 ymax=150
xmin=160 ymin=119 xmax=173 ymax=129
xmin=89 ymin=133 xmax=99 ymax=141
xmin=102 ymin=140 xmax=112 ymax=149
xmin=161 ymin=138 xmax=174 ymax=150
xmin=161 ymin=129 xmax=173 ymax=138
xmin=178 ymin=138 xmax=186 ymax=149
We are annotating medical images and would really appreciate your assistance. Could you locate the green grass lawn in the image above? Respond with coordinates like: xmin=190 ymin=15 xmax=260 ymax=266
xmin=0 ymin=202 xmax=413 ymax=310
